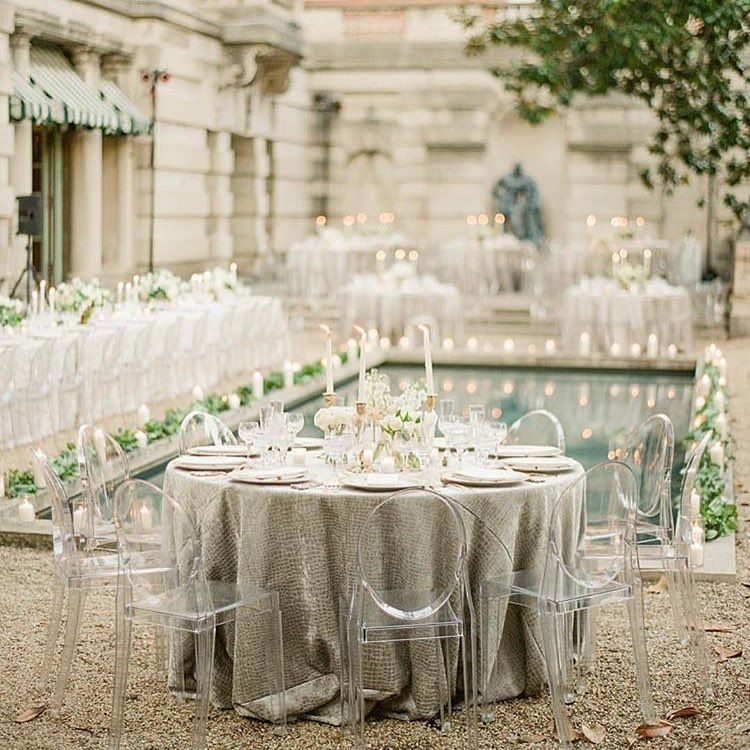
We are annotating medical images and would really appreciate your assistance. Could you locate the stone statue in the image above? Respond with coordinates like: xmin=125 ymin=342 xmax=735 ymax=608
xmin=492 ymin=163 xmax=544 ymax=245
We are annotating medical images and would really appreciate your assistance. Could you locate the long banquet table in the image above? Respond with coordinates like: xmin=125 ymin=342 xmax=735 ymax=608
xmin=560 ymin=278 xmax=693 ymax=355
xmin=0 ymin=293 xmax=289 ymax=452
xmin=163 ymin=457 xmax=584 ymax=724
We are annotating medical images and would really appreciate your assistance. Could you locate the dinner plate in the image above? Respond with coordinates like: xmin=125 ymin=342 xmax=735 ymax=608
xmin=500 ymin=456 xmax=577 ymax=473
xmin=339 ymin=473 xmax=421 ymax=492
xmin=492 ymin=445 xmax=563 ymax=458
xmin=190 ymin=444 xmax=257 ymax=457
xmin=295 ymin=437 xmax=325 ymax=450
xmin=443 ymin=468 xmax=528 ymax=487
xmin=172 ymin=455 xmax=246 ymax=471
xmin=231 ymin=467 xmax=310 ymax=485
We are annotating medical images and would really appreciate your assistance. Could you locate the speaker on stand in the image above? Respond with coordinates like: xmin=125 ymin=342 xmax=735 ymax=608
xmin=10 ymin=192 xmax=43 ymax=306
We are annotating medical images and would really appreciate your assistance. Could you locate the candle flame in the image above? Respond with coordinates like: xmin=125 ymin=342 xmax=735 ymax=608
xmin=353 ymin=325 xmax=365 ymax=337
xmin=319 ymin=324 xmax=331 ymax=336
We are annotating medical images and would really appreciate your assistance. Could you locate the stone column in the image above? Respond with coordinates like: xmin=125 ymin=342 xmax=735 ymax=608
xmin=6 ymin=28 xmax=31 ymax=289
xmin=102 ymin=54 xmax=135 ymax=277
xmin=207 ymin=130 xmax=234 ymax=261
xmin=69 ymin=47 xmax=102 ymax=278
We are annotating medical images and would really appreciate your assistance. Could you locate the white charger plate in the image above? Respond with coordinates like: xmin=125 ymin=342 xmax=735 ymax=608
xmin=231 ymin=467 xmax=310 ymax=485
xmin=339 ymin=473 xmax=421 ymax=492
xmin=501 ymin=456 xmax=577 ymax=473
xmin=492 ymin=445 xmax=563 ymax=458
xmin=443 ymin=468 xmax=528 ymax=487
xmin=190 ymin=445 xmax=257 ymax=457
xmin=173 ymin=455 xmax=246 ymax=471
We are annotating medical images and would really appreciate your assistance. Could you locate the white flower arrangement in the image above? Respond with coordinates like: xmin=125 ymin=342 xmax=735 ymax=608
xmin=614 ymin=261 xmax=648 ymax=291
xmin=55 ymin=278 xmax=112 ymax=314
xmin=209 ymin=267 xmax=238 ymax=295
xmin=139 ymin=269 xmax=184 ymax=302
xmin=382 ymin=260 xmax=417 ymax=287
xmin=314 ymin=405 xmax=356 ymax=434
xmin=0 ymin=295 xmax=25 ymax=327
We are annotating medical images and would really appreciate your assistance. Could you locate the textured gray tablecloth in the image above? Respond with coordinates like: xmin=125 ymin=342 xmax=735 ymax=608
xmin=163 ymin=461 xmax=583 ymax=724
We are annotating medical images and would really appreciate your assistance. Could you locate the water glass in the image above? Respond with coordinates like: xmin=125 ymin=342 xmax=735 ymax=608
xmin=451 ymin=419 xmax=472 ymax=467
xmin=238 ymin=420 xmax=259 ymax=460
xmin=287 ymin=413 xmax=305 ymax=442
xmin=468 ymin=404 xmax=485 ymax=425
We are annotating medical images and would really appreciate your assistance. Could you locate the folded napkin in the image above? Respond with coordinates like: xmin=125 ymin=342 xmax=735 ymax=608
xmin=238 ymin=467 xmax=308 ymax=482
xmin=453 ymin=467 xmax=519 ymax=482
xmin=190 ymin=444 xmax=249 ymax=457
xmin=172 ymin=455 xmax=246 ymax=471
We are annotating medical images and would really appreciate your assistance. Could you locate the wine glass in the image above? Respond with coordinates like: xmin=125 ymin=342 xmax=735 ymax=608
xmin=259 ymin=404 xmax=274 ymax=430
xmin=238 ymin=420 xmax=259 ymax=460
xmin=468 ymin=404 xmax=485 ymax=425
xmin=451 ymin=418 xmax=472 ymax=467
xmin=287 ymin=413 xmax=305 ymax=443
xmin=488 ymin=420 xmax=508 ymax=448
xmin=475 ymin=423 xmax=497 ymax=466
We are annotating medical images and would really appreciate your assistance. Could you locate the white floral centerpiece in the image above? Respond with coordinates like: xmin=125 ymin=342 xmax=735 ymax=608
xmin=55 ymin=278 xmax=112 ymax=321
xmin=313 ymin=405 xmax=356 ymax=436
xmin=0 ymin=295 xmax=25 ymax=327
xmin=614 ymin=261 xmax=648 ymax=291
xmin=209 ymin=266 xmax=238 ymax=295
xmin=363 ymin=370 xmax=428 ymax=466
xmin=139 ymin=269 xmax=184 ymax=303
xmin=381 ymin=260 xmax=417 ymax=288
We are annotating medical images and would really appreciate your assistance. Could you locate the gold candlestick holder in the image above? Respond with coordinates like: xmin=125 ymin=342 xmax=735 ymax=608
xmin=423 ymin=393 xmax=438 ymax=444
xmin=323 ymin=392 xmax=338 ymax=407
xmin=425 ymin=394 xmax=437 ymax=411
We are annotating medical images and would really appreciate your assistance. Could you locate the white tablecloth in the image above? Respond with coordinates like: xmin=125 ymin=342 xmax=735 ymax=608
xmin=426 ymin=235 xmax=537 ymax=297
xmin=286 ymin=231 xmax=412 ymax=299
xmin=342 ymin=274 xmax=464 ymax=342
xmin=0 ymin=294 xmax=289 ymax=451
xmin=560 ymin=278 xmax=693 ymax=355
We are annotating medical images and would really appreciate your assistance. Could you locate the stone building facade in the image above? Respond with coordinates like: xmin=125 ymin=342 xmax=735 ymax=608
xmin=0 ymin=0 xmax=735 ymax=292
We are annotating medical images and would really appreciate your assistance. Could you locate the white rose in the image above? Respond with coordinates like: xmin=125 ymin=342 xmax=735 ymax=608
xmin=228 ymin=393 xmax=241 ymax=410
xmin=696 ymin=374 xmax=712 ymax=398
xmin=695 ymin=396 xmax=706 ymax=411
xmin=383 ymin=415 xmax=403 ymax=432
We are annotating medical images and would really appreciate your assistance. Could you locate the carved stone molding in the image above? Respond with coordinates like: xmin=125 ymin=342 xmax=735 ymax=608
xmin=225 ymin=44 xmax=301 ymax=95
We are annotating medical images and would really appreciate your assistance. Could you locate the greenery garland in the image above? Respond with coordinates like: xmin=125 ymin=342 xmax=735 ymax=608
xmin=3 ymin=352 xmax=345 ymax=498
xmin=683 ymin=346 xmax=736 ymax=541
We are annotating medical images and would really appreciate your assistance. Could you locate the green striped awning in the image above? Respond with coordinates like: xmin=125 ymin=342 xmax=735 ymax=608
xmin=99 ymin=79 xmax=151 ymax=135
xmin=9 ymin=46 xmax=151 ymax=136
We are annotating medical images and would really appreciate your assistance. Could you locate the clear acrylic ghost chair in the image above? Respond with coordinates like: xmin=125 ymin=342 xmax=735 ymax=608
xmin=480 ymin=462 xmax=655 ymax=748
xmin=178 ymin=410 xmax=238 ymax=455
xmin=629 ymin=429 xmax=714 ymax=694
xmin=506 ymin=409 xmax=566 ymax=451
xmin=77 ymin=425 xmax=131 ymax=550
xmin=109 ymin=479 xmax=286 ymax=750
xmin=572 ymin=414 xmax=675 ymax=691
xmin=31 ymin=448 xmax=124 ymax=709
xmin=341 ymin=487 xmax=478 ymax=750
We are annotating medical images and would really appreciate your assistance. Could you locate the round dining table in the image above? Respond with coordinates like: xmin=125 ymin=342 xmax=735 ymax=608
xmin=163 ymin=455 xmax=584 ymax=724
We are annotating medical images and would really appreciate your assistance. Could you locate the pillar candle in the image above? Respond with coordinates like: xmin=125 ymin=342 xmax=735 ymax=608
xmin=283 ymin=360 xmax=295 ymax=390
xmin=117 ymin=281 xmax=124 ymax=304
xmin=30 ymin=290 xmax=38 ymax=317
xmin=48 ymin=287 xmax=56 ymax=315
xmin=578 ymin=332 xmax=591 ymax=357
xmin=690 ymin=542 xmax=704 ymax=568
xmin=419 ymin=324 xmax=434 ymax=393
xmin=381 ymin=455 xmax=396 ymax=473
xmin=690 ymin=490 xmax=701 ymax=518
xmin=319 ymin=324 xmax=334 ymax=393
xmin=252 ymin=371 xmax=264 ymax=400
xmin=346 ymin=338 xmax=358 ymax=361
xmin=137 ymin=403 xmax=150 ymax=426
xmin=139 ymin=503 xmax=153 ymax=531
xmin=230 ymin=262 xmax=238 ymax=283
xmin=39 ymin=280 xmax=46 ymax=313
xmin=125 ymin=281 xmax=133 ymax=304
xmin=646 ymin=333 xmax=659 ymax=358
xmin=17 ymin=496 xmax=35 ymax=523
xmin=354 ymin=326 xmax=367 ymax=402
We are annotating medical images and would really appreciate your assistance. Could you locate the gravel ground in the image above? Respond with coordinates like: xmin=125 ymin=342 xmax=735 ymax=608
xmin=1 ymin=341 xmax=749 ymax=750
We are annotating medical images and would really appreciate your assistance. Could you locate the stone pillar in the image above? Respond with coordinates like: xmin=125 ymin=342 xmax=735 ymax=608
xmin=102 ymin=55 xmax=135 ymax=277
xmin=69 ymin=47 xmax=102 ymax=278
xmin=207 ymin=130 xmax=234 ymax=261
xmin=6 ymin=28 xmax=31 ymax=290
xmin=730 ymin=229 xmax=750 ymax=337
